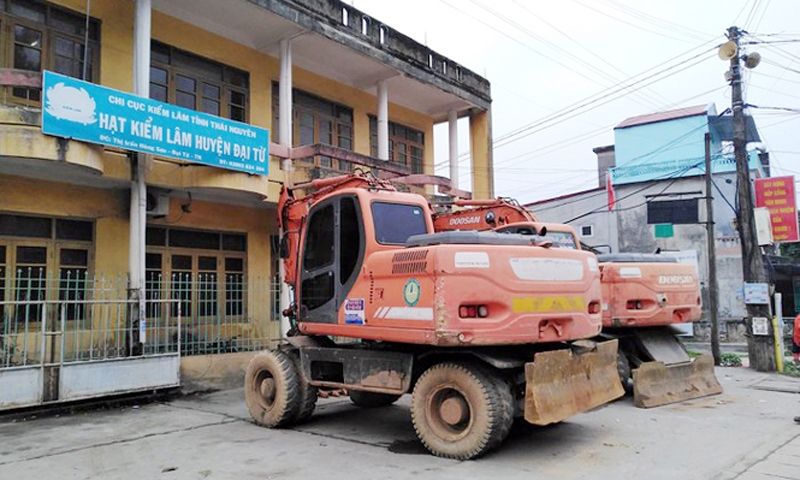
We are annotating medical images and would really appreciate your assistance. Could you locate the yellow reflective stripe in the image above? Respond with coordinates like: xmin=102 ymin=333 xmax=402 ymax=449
xmin=512 ymin=296 xmax=586 ymax=313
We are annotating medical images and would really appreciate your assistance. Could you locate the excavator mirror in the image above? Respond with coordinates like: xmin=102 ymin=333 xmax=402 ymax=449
xmin=537 ymin=226 xmax=547 ymax=237
xmin=279 ymin=235 xmax=290 ymax=259
xmin=485 ymin=211 xmax=496 ymax=225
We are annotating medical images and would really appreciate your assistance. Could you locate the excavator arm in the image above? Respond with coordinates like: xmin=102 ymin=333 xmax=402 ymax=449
xmin=432 ymin=198 xmax=541 ymax=231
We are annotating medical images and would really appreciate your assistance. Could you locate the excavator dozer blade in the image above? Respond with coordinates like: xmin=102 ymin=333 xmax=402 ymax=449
xmin=524 ymin=339 xmax=624 ymax=425
xmin=632 ymin=354 xmax=722 ymax=408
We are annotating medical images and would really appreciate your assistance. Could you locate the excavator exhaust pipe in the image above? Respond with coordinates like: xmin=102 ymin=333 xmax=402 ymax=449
xmin=525 ymin=339 xmax=625 ymax=425
xmin=632 ymin=354 xmax=722 ymax=408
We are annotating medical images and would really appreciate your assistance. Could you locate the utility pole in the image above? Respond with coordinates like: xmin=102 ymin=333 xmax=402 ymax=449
xmin=704 ymin=133 xmax=721 ymax=365
xmin=727 ymin=26 xmax=775 ymax=371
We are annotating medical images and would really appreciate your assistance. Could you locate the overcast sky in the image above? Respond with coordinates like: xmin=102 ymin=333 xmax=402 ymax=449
xmin=353 ymin=0 xmax=800 ymax=205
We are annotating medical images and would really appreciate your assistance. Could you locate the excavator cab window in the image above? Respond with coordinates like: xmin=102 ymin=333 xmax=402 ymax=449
xmin=497 ymin=225 xmax=578 ymax=249
xmin=372 ymin=202 xmax=427 ymax=244
xmin=340 ymin=197 xmax=360 ymax=283
xmin=304 ymin=204 xmax=335 ymax=271
xmin=299 ymin=195 xmax=364 ymax=323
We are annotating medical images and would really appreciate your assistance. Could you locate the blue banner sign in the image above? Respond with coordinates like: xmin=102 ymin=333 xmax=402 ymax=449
xmin=41 ymin=71 xmax=269 ymax=175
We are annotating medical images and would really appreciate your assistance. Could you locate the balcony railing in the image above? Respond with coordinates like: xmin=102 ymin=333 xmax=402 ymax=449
xmin=0 ymin=69 xmax=42 ymax=107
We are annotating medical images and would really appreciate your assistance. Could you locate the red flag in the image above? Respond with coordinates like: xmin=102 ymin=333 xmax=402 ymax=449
xmin=607 ymin=173 xmax=616 ymax=211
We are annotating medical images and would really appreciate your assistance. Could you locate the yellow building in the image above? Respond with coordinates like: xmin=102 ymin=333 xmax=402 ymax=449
xmin=0 ymin=0 xmax=493 ymax=404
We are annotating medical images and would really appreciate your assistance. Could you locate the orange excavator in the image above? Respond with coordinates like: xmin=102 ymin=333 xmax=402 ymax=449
xmin=432 ymin=198 xmax=722 ymax=408
xmin=245 ymin=172 xmax=623 ymax=459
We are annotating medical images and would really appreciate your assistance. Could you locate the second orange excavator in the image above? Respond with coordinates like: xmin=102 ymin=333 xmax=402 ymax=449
xmin=433 ymin=197 xmax=722 ymax=408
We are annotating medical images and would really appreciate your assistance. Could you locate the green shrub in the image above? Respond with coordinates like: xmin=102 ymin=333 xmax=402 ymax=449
xmin=720 ymin=352 xmax=742 ymax=367
xmin=784 ymin=361 xmax=800 ymax=377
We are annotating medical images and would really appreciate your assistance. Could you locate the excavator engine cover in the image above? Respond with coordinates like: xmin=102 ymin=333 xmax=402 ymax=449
xmin=632 ymin=354 xmax=722 ymax=408
xmin=525 ymin=339 xmax=624 ymax=425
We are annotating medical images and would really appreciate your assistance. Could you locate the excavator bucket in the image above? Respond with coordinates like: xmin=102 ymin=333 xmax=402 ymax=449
xmin=524 ymin=339 xmax=624 ymax=425
xmin=632 ymin=354 xmax=722 ymax=408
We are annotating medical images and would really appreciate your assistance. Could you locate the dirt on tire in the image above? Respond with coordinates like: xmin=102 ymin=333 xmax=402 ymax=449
xmin=410 ymin=362 xmax=514 ymax=460
xmin=244 ymin=349 xmax=303 ymax=428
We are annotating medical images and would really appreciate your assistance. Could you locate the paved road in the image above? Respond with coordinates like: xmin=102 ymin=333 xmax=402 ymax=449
xmin=1 ymin=366 xmax=799 ymax=480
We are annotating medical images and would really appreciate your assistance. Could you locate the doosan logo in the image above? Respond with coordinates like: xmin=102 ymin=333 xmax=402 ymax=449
xmin=449 ymin=216 xmax=481 ymax=226
xmin=658 ymin=274 xmax=694 ymax=285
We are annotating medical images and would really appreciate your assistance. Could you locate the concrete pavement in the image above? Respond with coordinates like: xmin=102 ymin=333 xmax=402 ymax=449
xmin=2 ymin=366 xmax=800 ymax=480
xmin=733 ymin=435 xmax=800 ymax=480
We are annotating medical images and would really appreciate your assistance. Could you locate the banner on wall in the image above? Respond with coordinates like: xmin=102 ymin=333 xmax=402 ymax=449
xmin=41 ymin=71 xmax=269 ymax=175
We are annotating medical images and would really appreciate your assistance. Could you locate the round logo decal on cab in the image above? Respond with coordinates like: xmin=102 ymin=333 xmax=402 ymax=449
xmin=403 ymin=278 xmax=421 ymax=307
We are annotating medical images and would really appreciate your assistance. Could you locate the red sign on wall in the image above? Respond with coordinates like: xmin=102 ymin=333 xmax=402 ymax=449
xmin=755 ymin=176 xmax=799 ymax=243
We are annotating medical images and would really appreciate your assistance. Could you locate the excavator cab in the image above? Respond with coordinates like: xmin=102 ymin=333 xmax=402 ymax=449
xmin=296 ymin=189 xmax=431 ymax=325
xmin=298 ymin=194 xmax=361 ymax=324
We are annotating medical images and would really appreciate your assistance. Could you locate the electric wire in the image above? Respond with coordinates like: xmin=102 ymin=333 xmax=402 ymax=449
xmin=434 ymin=39 xmax=721 ymax=171
xmin=759 ymin=58 xmax=800 ymax=77
xmin=748 ymin=104 xmax=800 ymax=113
xmin=418 ymin=2 xmax=794 ymax=208
xmin=492 ymin=85 xmax=729 ymax=198
xmin=711 ymin=177 xmax=739 ymax=215
xmin=596 ymin=0 xmax=710 ymax=41
xmin=505 ymin=0 xmax=674 ymax=108
xmin=743 ymin=0 xmax=764 ymax=31
xmin=490 ymin=47 xmax=717 ymax=152
xmin=570 ymin=0 xmax=705 ymax=43
xmin=563 ymin=159 xmax=706 ymax=224
xmin=433 ymin=39 xmax=723 ymax=171
xmin=438 ymin=0 xmax=625 ymax=98
xmin=529 ymin=109 xmax=736 ymax=217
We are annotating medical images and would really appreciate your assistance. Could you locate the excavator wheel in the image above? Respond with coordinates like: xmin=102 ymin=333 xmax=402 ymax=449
xmin=287 ymin=350 xmax=318 ymax=423
xmin=349 ymin=391 xmax=402 ymax=408
xmin=245 ymin=349 xmax=303 ymax=428
xmin=411 ymin=362 xmax=514 ymax=460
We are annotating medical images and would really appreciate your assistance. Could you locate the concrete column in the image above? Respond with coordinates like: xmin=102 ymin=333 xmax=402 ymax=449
xmin=130 ymin=0 xmax=151 ymax=344
xmin=377 ymin=80 xmax=389 ymax=161
xmin=469 ymin=109 xmax=494 ymax=199
xmin=448 ymin=110 xmax=459 ymax=190
xmin=278 ymin=38 xmax=293 ymax=339
xmin=133 ymin=0 xmax=151 ymax=98
xmin=279 ymin=39 xmax=293 ymax=155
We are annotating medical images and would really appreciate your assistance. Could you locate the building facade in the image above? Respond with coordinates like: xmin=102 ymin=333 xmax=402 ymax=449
xmin=0 ymin=0 xmax=493 ymax=406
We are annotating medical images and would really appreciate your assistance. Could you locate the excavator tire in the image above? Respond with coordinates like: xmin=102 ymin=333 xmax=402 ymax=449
xmin=287 ymin=350 xmax=318 ymax=423
xmin=349 ymin=391 xmax=402 ymax=408
xmin=245 ymin=349 xmax=302 ymax=428
xmin=411 ymin=362 xmax=514 ymax=460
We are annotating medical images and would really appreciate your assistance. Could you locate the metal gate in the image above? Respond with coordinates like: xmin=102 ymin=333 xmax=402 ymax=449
xmin=0 ymin=273 xmax=180 ymax=410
